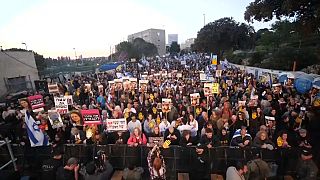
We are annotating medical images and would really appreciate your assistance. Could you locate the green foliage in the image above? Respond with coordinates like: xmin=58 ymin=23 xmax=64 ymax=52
xmin=169 ymin=42 xmax=180 ymax=54
xmin=244 ymin=0 xmax=320 ymax=34
xmin=193 ymin=17 xmax=255 ymax=59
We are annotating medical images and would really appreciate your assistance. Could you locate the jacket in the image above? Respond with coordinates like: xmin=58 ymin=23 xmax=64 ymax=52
xmin=127 ymin=134 xmax=147 ymax=145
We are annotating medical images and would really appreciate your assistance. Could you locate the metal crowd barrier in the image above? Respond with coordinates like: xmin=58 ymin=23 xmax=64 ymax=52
xmin=0 ymin=144 xmax=301 ymax=177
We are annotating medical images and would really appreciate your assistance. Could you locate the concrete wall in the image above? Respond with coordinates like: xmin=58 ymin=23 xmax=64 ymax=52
xmin=128 ymin=28 xmax=166 ymax=56
xmin=0 ymin=51 xmax=39 ymax=96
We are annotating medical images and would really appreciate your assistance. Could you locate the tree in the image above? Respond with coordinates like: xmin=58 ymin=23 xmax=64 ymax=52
xmin=169 ymin=42 xmax=180 ymax=54
xmin=193 ymin=17 xmax=255 ymax=59
xmin=244 ymin=0 xmax=320 ymax=34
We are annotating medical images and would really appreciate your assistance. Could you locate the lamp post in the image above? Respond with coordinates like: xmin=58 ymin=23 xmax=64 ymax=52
xmin=203 ymin=13 xmax=206 ymax=26
xmin=73 ymin=48 xmax=77 ymax=60
xmin=22 ymin=42 xmax=27 ymax=50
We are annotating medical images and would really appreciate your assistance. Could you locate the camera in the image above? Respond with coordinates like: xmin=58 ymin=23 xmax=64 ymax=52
xmin=94 ymin=150 xmax=107 ymax=172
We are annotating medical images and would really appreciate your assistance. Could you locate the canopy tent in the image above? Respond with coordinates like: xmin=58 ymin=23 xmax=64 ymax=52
xmin=294 ymin=74 xmax=315 ymax=94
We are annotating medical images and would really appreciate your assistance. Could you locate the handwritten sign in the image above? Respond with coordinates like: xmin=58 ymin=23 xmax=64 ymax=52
xmin=82 ymin=109 xmax=101 ymax=125
xmin=54 ymin=97 xmax=68 ymax=114
xmin=48 ymin=110 xmax=63 ymax=129
xmin=212 ymin=83 xmax=219 ymax=94
xmin=28 ymin=95 xmax=44 ymax=112
xmin=106 ymin=118 xmax=127 ymax=131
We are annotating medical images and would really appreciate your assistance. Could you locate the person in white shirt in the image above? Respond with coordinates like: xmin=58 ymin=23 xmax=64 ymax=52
xmin=159 ymin=118 xmax=170 ymax=134
xmin=186 ymin=114 xmax=198 ymax=137
xmin=127 ymin=114 xmax=141 ymax=134
xmin=226 ymin=162 xmax=248 ymax=180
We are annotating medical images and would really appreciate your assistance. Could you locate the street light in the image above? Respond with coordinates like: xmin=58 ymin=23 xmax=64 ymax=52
xmin=203 ymin=13 xmax=206 ymax=26
xmin=73 ymin=48 xmax=77 ymax=60
xmin=22 ymin=42 xmax=27 ymax=50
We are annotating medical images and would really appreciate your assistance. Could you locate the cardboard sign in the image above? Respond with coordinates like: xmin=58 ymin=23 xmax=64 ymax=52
xmin=54 ymin=97 xmax=68 ymax=114
xmin=48 ymin=110 xmax=63 ymax=129
xmin=65 ymin=95 xmax=73 ymax=105
xmin=106 ymin=118 xmax=127 ymax=131
xmin=226 ymin=80 xmax=232 ymax=86
xmin=215 ymin=70 xmax=222 ymax=77
xmin=203 ymin=83 xmax=213 ymax=97
xmin=48 ymin=83 xmax=59 ymax=94
xmin=190 ymin=93 xmax=200 ymax=106
xmin=162 ymin=98 xmax=171 ymax=113
xmin=82 ymin=109 xmax=101 ymax=125
xmin=212 ymin=83 xmax=219 ymax=94
xmin=139 ymin=80 xmax=149 ymax=92
xmin=28 ymin=95 xmax=44 ymax=112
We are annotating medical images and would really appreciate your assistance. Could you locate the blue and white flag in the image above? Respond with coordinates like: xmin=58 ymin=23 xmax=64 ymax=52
xmin=25 ymin=111 xmax=49 ymax=147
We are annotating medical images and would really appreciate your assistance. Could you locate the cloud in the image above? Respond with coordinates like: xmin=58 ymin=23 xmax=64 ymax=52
xmin=0 ymin=0 xmax=180 ymax=58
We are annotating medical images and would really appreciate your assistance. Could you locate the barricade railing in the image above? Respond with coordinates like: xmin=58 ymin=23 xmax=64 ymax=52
xmin=0 ymin=144 xmax=301 ymax=177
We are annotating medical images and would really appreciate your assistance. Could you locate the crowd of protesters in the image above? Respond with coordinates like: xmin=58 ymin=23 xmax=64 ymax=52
xmin=0 ymin=54 xmax=319 ymax=179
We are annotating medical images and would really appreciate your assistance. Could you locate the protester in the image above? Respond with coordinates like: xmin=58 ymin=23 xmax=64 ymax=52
xmin=127 ymin=127 xmax=147 ymax=146
xmin=41 ymin=147 xmax=63 ymax=180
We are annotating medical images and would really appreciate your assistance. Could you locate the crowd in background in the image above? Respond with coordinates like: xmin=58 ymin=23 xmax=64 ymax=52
xmin=0 ymin=54 xmax=319 ymax=179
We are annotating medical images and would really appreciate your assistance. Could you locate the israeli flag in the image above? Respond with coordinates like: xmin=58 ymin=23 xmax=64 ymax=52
xmin=25 ymin=111 xmax=49 ymax=147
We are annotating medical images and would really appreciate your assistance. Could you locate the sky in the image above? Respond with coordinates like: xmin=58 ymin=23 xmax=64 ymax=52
xmin=0 ymin=0 xmax=274 ymax=58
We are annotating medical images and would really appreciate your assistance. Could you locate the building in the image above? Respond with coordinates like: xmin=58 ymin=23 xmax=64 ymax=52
xmin=0 ymin=51 xmax=39 ymax=97
xmin=168 ymin=34 xmax=178 ymax=45
xmin=180 ymin=38 xmax=196 ymax=50
xmin=128 ymin=28 xmax=166 ymax=56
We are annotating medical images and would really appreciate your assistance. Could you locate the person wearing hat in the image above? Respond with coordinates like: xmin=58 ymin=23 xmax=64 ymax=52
xmin=127 ymin=113 xmax=141 ymax=134
xmin=41 ymin=147 xmax=63 ymax=180
xmin=296 ymin=148 xmax=318 ymax=179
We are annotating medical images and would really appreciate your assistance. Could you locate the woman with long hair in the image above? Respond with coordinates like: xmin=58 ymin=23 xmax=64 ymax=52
xmin=127 ymin=127 xmax=147 ymax=147
xmin=147 ymin=145 xmax=166 ymax=180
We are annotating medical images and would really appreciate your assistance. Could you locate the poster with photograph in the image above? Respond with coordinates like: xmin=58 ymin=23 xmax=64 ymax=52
xmin=161 ymin=98 xmax=171 ymax=113
xmin=106 ymin=118 xmax=127 ymax=131
xmin=238 ymin=101 xmax=246 ymax=107
xmin=129 ymin=78 xmax=138 ymax=90
xmin=203 ymin=83 xmax=213 ymax=97
xmin=226 ymin=80 xmax=232 ymax=86
xmin=48 ymin=110 xmax=63 ymax=129
xmin=54 ymin=97 xmax=68 ymax=114
xmin=28 ymin=95 xmax=45 ymax=112
xmin=82 ymin=109 xmax=101 ymax=125
xmin=114 ymin=79 xmax=123 ymax=90
xmin=215 ymin=70 xmax=222 ymax=78
xmin=64 ymin=95 xmax=73 ymax=105
xmin=190 ymin=93 xmax=200 ymax=106
xmin=108 ymin=81 xmax=115 ymax=89
xmin=85 ymin=83 xmax=91 ymax=92
xmin=139 ymin=80 xmax=149 ymax=92
xmin=122 ymin=77 xmax=130 ymax=91
xmin=48 ymin=83 xmax=59 ymax=94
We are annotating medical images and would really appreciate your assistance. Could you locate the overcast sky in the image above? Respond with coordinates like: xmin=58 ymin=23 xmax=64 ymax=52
xmin=0 ymin=0 xmax=273 ymax=58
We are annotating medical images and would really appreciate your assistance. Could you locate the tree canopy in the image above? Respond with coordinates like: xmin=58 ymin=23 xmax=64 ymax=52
xmin=169 ymin=42 xmax=180 ymax=54
xmin=244 ymin=0 xmax=320 ymax=34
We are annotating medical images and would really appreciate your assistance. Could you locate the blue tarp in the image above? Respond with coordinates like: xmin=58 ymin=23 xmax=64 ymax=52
xmin=313 ymin=77 xmax=320 ymax=89
xmin=99 ymin=63 xmax=122 ymax=71
xmin=294 ymin=74 xmax=314 ymax=94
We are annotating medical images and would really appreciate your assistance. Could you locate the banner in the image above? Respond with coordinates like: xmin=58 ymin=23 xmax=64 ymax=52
xmin=212 ymin=83 xmax=219 ymax=94
xmin=82 ymin=109 xmax=101 ymax=125
xmin=54 ymin=97 xmax=68 ymax=114
xmin=65 ymin=95 xmax=73 ymax=105
xmin=190 ymin=93 xmax=200 ymax=106
xmin=203 ymin=83 xmax=213 ymax=97
xmin=139 ymin=80 xmax=149 ymax=92
xmin=28 ymin=95 xmax=44 ymax=112
xmin=106 ymin=118 xmax=127 ymax=131
xmin=48 ymin=83 xmax=59 ymax=94
xmin=48 ymin=110 xmax=63 ymax=129
xmin=162 ymin=98 xmax=171 ymax=113
xmin=211 ymin=55 xmax=218 ymax=65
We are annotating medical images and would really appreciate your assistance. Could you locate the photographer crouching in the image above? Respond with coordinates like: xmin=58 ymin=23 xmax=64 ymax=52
xmin=82 ymin=150 xmax=114 ymax=180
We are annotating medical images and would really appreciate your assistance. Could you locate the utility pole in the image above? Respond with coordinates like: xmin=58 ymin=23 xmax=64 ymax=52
xmin=203 ymin=13 xmax=206 ymax=26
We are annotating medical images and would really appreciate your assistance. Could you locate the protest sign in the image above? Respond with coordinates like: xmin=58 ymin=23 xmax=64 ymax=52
xmin=162 ymin=98 xmax=171 ymax=113
xmin=98 ymin=84 xmax=104 ymax=93
xmin=48 ymin=110 xmax=63 ymax=129
xmin=203 ymin=83 xmax=213 ymax=97
xmin=28 ymin=95 xmax=44 ymax=112
xmin=200 ymin=73 xmax=207 ymax=81
xmin=238 ymin=101 xmax=246 ymax=107
xmin=215 ymin=70 xmax=222 ymax=77
xmin=212 ymin=83 xmax=220 ymax=94
xmin=211 ymin=55 xmax=218 ymax=65
xmin=139 ymin=80 xmax=149 ymax=92
xmin=181 ymin=60 xmax=186 ymax=65
xmin=106 ymin=118 xmax=127 ymax=131
xmin=129 ymin=78 xmax=138 ymax=89
xmin=65 ymin=95 xmax=73 ymax=105
xmin=176 ymin=73 xmax=182 ymax=78
xmin=48 ymin=83 xmax=59 ymax=94
xmin=85 ymin=83 xmax=91 ymax=92
xmin=54 ymin=97 xmax=68 ymax=114
xmin=114 ymin=79 xmax=123 ymax=90
xmin=190 ymin=93 xmax=200 ymax=106
xmin=108 ymin=81 xmax=115 ymax=89
xmin=82 ymin=109 xmax=101 ymax=125
xmin=226 ymin=80 xmax=232 ymax=86
xmin=122 ymin=77 xmax=130 ymax=91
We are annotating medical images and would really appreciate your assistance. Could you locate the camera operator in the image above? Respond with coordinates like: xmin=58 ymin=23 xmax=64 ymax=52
xmin=83 ymin=152 xmax=113 ymax=180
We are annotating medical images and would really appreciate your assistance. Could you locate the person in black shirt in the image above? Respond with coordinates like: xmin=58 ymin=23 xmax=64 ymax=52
xmin=56 ymin=157 xmax=80 ymax=180
xmin=200 ymin=128 xmax=220 ymax=148
xmin=41 ymin=147 xmax=63 ymax=180
xmin=164 ymin=126 xmax=180 ymax=145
